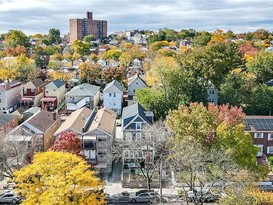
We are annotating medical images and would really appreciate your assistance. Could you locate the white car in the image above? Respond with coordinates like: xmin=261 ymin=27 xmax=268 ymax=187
xmin=186 ymin=189 xmax=214 ymax=202
xmin=0 ymin=191 xmax=22 ymax=204
xmin=129 ymin=192 xmax=155 ymax=203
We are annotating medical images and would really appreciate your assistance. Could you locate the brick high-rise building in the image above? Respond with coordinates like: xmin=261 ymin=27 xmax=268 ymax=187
xmin=69 ymin=11 xmax=107 ymax=43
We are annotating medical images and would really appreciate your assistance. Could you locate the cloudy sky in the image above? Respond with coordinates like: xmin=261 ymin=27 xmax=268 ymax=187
xmin=0 ymin=0 xmax=273 ymax=35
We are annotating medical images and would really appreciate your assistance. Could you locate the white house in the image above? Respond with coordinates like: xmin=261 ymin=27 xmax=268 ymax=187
xmin=0 ymin=81 xmax=21 ymax=114
xmin=97 ymin=59 xmax=107 ymax=68
xmin=128 ymin=74 xmax=147 ymax=105
xmin=132 ymin=58 xmax=141 ymax=67
xmin=103 ymin=80 xmax=124 ymax=115
xmin=108 ymin=59 xmax=119 ymax=67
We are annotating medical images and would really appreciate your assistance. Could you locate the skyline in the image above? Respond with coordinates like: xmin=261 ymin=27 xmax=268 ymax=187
xmin=0 ymin=0 xmax=273 ymax=35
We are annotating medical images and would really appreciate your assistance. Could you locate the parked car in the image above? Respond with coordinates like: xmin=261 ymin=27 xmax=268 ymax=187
xmin=112 ymin=193 xmax=130 ymax=203
xmin=186 ymin=189 xmax=215 ymax=202
xmin=0 ymin=191 xmax=22 ymax=204
xmin=129 ymin=192 xmax=155 ymax=203
xmin=3 ymin=183 xmax=16 ymax=190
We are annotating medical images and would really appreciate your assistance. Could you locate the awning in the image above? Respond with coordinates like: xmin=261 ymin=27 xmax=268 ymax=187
xmin=83 ymin=136 xmax=96 ymax=140
xmin=20 ymin=97 xmax=34 ymax=101
xmin=41 ymin=97 xmax=56 ymax=102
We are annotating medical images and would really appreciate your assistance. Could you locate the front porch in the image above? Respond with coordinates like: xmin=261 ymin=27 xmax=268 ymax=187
xmin=41 ymin=97 xmax=57 ymax=111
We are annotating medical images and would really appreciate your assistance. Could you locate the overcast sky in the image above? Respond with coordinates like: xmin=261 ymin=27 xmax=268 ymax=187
xmin=0 ymin=0 xmax=273 ymax=35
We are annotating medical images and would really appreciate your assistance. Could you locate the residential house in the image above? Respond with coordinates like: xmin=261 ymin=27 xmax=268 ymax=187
xmin=0 ymin=114 xmax=18 ymax=136
xmin=245 ymin=116 xmax=273 ymax=158
xmin=122 ymin=103 xmax=154 ymax=161
xmin=54 ymin=107 xmax=116 ymax=173
xmin=41 ymin=79 xmax=66 ymax=111
xmin=97 ymin=59 xmax=107 ymax=68
xmin=8 ymin=110 xmax=61 ymax=151
xmin=22 ymin=107 xmax=41 ymax=120
xmin=20 ymin=78 xmax=46 ymax=108
xmin=0 ymin=81 xmax=21 ymax=114
xmin=207 ymin=87 xmax=218 ymax=105
xmin=84 ymin=108 xmax=116 ymax=173
xmin=103 ymin=80 xmax=124 ymax=115
xmin=132 ymin=58 xmax=141 ymax=67
xmin=108 ymin=59 xmax=119 ymax=67
xmin=65 ymin=83 xmax=100 ymax=112
xmin=127 ymin=74 xmax=147 ymax=105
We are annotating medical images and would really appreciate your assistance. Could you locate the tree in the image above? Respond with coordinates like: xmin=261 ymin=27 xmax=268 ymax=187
xmin=192 ymin=31 xmax=211 ymax=47
xmin=220 ymin=68 xmax=257 ymax=107
xmin=252 ymin=28 xmax=269 ymax=40
xmin=50 ymin=131 xmax=81 ymax=156
xmin=5 ymin=30 xmax=30 ymax=48
xmin=5 ymin=45 xmax=27 ymax=56
xmin=209 ymin=29 xmax=225 ymax=44
xmin=72 ymin=40 xmax=91 ymax=57
xmin=102 ymin=49 xmax=122 ymax=60
xmin=14 ymin=152 xmax=105 ymax=205
xmin=167 ymin=103 xmax=260 ymax=171
xmin=48 ymin=28 xmax=62 ymax=44
xmin=245 ymin=84 xmax=273 ymax=115
xmin=0 ymin=132 xmax=37 ymax=179
xmin=79 ymin=62 xmax=101 ymax=83
xmin=14 ymin=54 xmax=36 ymax=82
xmin=83 ymin=34 xmax=96 ymax=43
xmin=101 ymin=66 xmax=125 ymax=83
xmin=247 ymin=51 xmax=273 ymax=83
xmin=0 ymin=58 xmax=16 ymax=82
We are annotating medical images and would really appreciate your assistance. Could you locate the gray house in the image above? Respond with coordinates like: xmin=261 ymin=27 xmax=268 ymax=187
xmin=122 ymin=103 xmax=154 ymax=160
xmin=65 ymin=83 xmax=100 ymax=113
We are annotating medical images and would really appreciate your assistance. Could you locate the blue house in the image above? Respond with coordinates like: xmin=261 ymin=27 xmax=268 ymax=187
xmin=122 ymin=103 xmax=154 ymax=160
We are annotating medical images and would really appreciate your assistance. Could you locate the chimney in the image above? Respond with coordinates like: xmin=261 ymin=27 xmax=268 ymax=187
xmin=87 ymin=11 xmax=93 ymax=20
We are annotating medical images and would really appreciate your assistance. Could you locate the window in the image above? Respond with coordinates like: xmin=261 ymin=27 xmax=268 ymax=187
xmin=135 ymin=150 xmax=143 ymax=158
xmin=267 ymin=146 xmax=273 ymax=154
xmin=31 ymin=88 xmax=34 ymax=92
xmin=109 ymin=93 xmax=112 ymax=97
xmin=255 ymin=145 xmax=263 ymax=157
xmin=83 ymin=140 xmax=95 ymax=149
xmin=254 ymin=133 xmax=263 ymax=138
xmin=125 ymin=133 xmax=132 ymax=141
xmin=113 ymin=101 xmax=116 ymax=106
xmin=268 ymin=133 xmax=273 ymax=141
xmin=136 ymin=123 xmax=141 ymax=130
xmin=136 ymin=133 xmax=142 ymax=141
xmin=98 ymin=138 xmax=107 ymax=142
xmin=124 ymin=150 xmax=129 ymax=158
xmin=113 ymin=93 xmax=116 ymax=97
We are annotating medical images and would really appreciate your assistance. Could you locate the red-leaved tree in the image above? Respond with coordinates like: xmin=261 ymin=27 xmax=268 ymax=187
xmin=51 ymin=131 xmax=82 ymax=156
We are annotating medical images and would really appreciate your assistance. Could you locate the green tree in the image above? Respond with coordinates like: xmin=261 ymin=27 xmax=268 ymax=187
xmin=167 ymin=103 xmax=259 ymax=171
xmin=14 ymin=152 xmax=105 ymax=205
xmin=48 ymin=28 xmax=62 ymax=44
xmin=83 ymin=34 xmax=96 ymax=43
xmin=5 ymin=30 xmax=30 ymax=48
xmin=192 ymin=31 xmax=211 ymax=47
xmin=245 ymin=84 xmax=273 ymax=115
xmin=102 ymin=49 xmax=122 ymax=60
xmin=247 ymin=51 xmax=273 ymax=83
xmin=220 ymin=68 xmax=257 ymax=107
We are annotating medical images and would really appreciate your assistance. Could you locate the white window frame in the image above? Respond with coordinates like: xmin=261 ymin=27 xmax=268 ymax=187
xmin=136 ymin=122 xmax=141 ymax=130
xmin=255 ymin=145 xmax=263 ymax=157
xmin=267 ymin=146 xmax=273 ymax=154
xmin=268 ymin=133 xmax=273 ymax=141
xmin=254 ymin=133 xmax=263 ymax=139
xmin=136 ymin=133 xmax=142 ymax=141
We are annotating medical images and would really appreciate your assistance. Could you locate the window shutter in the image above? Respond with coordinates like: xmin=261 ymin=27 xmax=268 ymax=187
xmin=268 ymin=133 xmax=272 ymax=141
xmin=267 ymin=147 xmax=270 ymax=154
xmin=261 ymin=133 xmax=264 ymax=138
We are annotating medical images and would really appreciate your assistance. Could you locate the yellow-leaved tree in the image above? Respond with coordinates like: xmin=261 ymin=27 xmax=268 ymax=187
xmin=14 ymin=151 xmax=105 ymax=205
